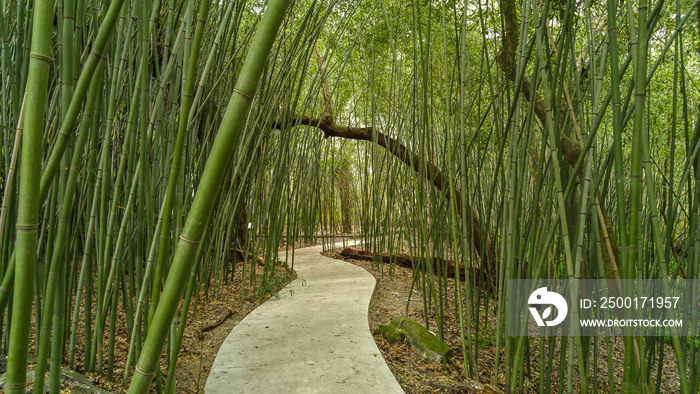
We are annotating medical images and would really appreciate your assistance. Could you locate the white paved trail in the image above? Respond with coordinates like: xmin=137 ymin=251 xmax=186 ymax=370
xmin=205 ymin=242 xmax=404 ymax=393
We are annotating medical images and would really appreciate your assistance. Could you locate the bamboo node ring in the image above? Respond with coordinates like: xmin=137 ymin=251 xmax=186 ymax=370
xmin=30 ymin=53 xmax=53 ymax=64
xmin=233 ymin=88 xmax=254 ymax=100
xmin=4 ymin=382 xmax=27 ymax=389
xmin=16 ymin=224 xmax=39 ymax=231
xmin=135 ymin=365 xmax=156 ymax=377
xmin=90 ymin=51 xmax=105 ymax=61
xmin=179 ymin=235 xmax=201 ymax=245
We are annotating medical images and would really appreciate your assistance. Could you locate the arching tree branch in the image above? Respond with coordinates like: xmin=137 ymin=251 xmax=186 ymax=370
xmin=271 ymin=115 xmax=492 ymax=276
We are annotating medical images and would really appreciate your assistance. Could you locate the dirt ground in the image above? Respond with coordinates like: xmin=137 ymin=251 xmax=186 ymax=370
xmin=325 ymin=247 xmax=687 ymax=394
xmin=89 ymin=244 xmax=686 ymax=393
xmin=17 ymin=241 xmax=686 ymax=393
xmin=12 ymin=257 xmax=296 ymax=393
xmin=325 ymin=248 xmax=501 ymax=393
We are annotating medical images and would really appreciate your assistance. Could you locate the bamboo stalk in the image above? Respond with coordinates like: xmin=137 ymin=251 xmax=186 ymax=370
xmin=5 ymin=0 xmax=56 ymax=391
xmin=128 ymin=1 xmax=291 ymax=390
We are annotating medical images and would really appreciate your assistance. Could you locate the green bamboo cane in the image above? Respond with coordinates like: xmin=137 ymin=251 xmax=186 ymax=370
xmin=33 ymin=59 xmax=105 ymax=394
xmin=188 ymin=2 xmax=235 ymax=127
xmin=0 ymin=0 xmax=128 ymax=322
xmin=101 ymin=138 xmax=143 ymax=318
xmin=92 ymin=57 xmax=143 ymax=373
xmin=83 ymin=5 xmax=129 ymax=373
xmin=136 ymin=0 xmax=153 ymax=341
xmin=455 ymin=0 xmax=480 ymax=378
xmin=10 ymin=0 xmax=28 ymax=119
xmin=45 ymin=0 xmax=82 ymax=380
xmin=38 ymin=0 xmax=126 ymax=198
xmin=103 ymin=152 xmax=142 ymax=348
xmin=530 ymin=2 xmax=589 ymax=392
xmin=0 ymin=1 xmax=16 ymax=130
xmin=5 ymin=0 xmax=56 ymax=391
xmin=122 ymin=203 xmax=166 ymax=385
xmin=163 ymin=226 xmax=210 ymax=394
xmin=128 ymin=1 xmax=290 ymax=391
xmin=68 ymin=136 xmax=105 ymax=366
xmin=60 ymin=0 xmax=77 ymax=124
xmin=129 ymin=1 xmax=288 ymax=392
xmin=0 ymin=92 xmax=25 ymax=263
xmin=607 ymin=0 xmax=627 ymax=253
xmin=151 ymin=0 xmax=211 ymax=331
xmin=106 ymin=255 xmax=121 ymax=381
xmin=621 ymin=0 xmax=646 ymax=389
xmin=639 ymin=100 xmax=691 ymax=393
xmin=115 ymin=24 xmax=186 ymax=376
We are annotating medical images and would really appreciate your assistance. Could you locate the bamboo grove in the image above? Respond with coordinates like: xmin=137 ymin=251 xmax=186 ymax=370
xmin=0 ymin=0 xmax=699 ymax=392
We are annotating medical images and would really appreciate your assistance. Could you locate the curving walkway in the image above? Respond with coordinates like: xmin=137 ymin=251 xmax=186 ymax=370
xmin=205 ymin=241 xmax=404 ymax=393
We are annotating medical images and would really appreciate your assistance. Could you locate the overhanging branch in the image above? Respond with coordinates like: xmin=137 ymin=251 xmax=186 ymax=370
xmin=271 ymin=116 xmax=493 ymax=274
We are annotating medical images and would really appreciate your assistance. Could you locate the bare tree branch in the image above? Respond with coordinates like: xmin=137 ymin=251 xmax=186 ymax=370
xmin=271 ymin=116 xmax=493 ymax=275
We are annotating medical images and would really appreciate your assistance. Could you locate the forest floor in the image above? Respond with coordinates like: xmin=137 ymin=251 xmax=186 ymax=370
xmin=12 ymin=238 xmax=685 ymax=393
xmin=323 ymin=247 xmax=687 ymax=394
xmin=9 ymin=251 xmax=298 ymax=393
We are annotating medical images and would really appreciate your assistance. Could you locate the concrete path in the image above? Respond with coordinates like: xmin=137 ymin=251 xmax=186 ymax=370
xmin=205 ymin=241 xmax=404 ymax=393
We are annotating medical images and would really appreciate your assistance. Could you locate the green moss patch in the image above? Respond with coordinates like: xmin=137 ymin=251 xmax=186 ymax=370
xmin=374 ymin=317 xmax=453 ymax=362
